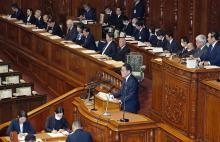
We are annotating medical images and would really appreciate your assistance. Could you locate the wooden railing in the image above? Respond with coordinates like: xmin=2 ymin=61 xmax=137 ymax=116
xmin=0 ymin=87 xmax=85 ymax=135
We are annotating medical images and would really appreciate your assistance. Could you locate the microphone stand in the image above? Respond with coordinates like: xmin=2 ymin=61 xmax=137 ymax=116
xmin=102 ymin=93 xmax=110 ymax=116
xmin=120 ymin=84 xmax=129 ymax=122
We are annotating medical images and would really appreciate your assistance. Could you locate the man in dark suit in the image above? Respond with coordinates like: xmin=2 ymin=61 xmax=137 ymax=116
xmin=75 ymin=23 xmax=85 ymax=45
xmin=101 ymin=32 xmax=117 ymax=58
xmin=165 ymin=32 xmax=181 ymax=54
xmin=104 ymin=7 xmax=117 ymax=27
xmin=66 ymin=121 xmax=94 ymax=142
xmin=156 ymin=30 xmax=169 ymax=49
xmin=115 ymin=64 xmax=140 ymax=113
xmin=80 ymin=3 xmax=96 ymax=21
xmin=83 ymin=27 xmax=97 ymax=51
xmin=64 ymin=19 xmax=77 ymax=41
xmin=148 ymin=28 xmax=158 ymax=47
xmin=7 ymin=111 xmax=35 ymax=135
xmin=10 ymin=3 xmax=25 ymax=21
xmin=115 ymin=7 xmax=124 ymax=31
xmin=114 ymin=37 xmax=130 ymax=62
xmin=25 ymin=8 xmax=35 ymax=24
xmin=193 ymin=34 xmax=208 ymax=58
xmin=178 ymin=36 xmax=189 ymax=57
xmin=131 ymin=0 xmax=145 ymax=19
xmin=134 ymin=20 xmax=150 ymax=42
xmin=47 ymin=18 xmax=64 ymax=38
xmin=200 ymin=32 xmax=220 ymax=66
xmin=122 ymin=17 xmax=134 ymax=36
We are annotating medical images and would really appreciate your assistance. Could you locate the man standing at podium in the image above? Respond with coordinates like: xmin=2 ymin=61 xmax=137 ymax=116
xmin=115 ymin=64 xmax=140 ymax=113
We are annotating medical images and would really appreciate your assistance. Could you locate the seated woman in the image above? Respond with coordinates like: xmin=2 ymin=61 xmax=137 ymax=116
xmin=6 ymin=110 xmax=35 ymax=135
xmin=45 ymin=106 xmax=69 ymax=133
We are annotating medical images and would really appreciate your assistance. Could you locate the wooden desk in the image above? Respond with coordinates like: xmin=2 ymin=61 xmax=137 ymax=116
xmin=0 ymin=132 xmax=66 ymax=142
xmin=199 ymin=80 xmax=220 ymax=142
xmin=0 ymin=16 xmax=117 ymax=96
xmin=0 ymin=94 xmax=46 ymax=124
xmin=151 ymin=58 xmax=220 ymax=140
xmin=73 ymin=97 xmax=157 ymax=142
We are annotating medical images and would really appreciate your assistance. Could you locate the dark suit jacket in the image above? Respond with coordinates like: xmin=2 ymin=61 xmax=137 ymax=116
xmin=200 ymin=41 xmax=220 ymax=66
xmin=101 ymin=41 xmax=117 ymax=58
xmin=45 ymin=115 xmax=69 ymax=132
xmin=178 ymin=48 xmax=195 ymax=58
xmin=50 ymin=24 xmax=64 ymax=38
xmin=84 ymin=8 xmax=96 ymax=21
xmin=115 ymin=74 xmax=140 ymax=113
xmin=25 ymin=15 xmax=36 ymax=24
xmin=149 ymin=34 xmax=158 ymax=47
xmin=157 ymin=38 xmax=169 ymax=49
xmin=66 ymin=129 xmax=94 ymax=142
xmin=75 ymin=33 xmax=85 ymax=45
xmin=115 ymin=15 xmax=124 ymax=31
xmin=104 ymin=12 xmax=117 ymax=26
xmin=131 ymin=0 xmax=145 ymax=19
xmin=135 ymin=28 xmax=150 ymax=42
xmin=7 ymin=119 xmax=35 ymax=135
xmin=64 ymin=27 xmax=78 ymax=41
xmin=113 ymin=45 xmax=130 ymax=62
xmin=35 ymin=19 xmax=47 ymax=29
xmin=122 ymin=22 xmax=134 ymax=36
xmin=11 ymin=9 xmax=25 ymax=21
xmin=83 ymin=33 xmax=97 ymax=51
xmin=167 ymin=39 xmax=181 ymax=53
xmin=193 ymin=45 xmax=208 ymax=58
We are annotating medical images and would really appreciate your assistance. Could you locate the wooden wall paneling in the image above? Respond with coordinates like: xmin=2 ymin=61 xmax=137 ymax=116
xmin=148 ymin=0 xmax=161 ymax=28
xmin=20 ymin=0 xmax=43 ymax=12
xmin=19 ymin=29 xmax=33 ymax=52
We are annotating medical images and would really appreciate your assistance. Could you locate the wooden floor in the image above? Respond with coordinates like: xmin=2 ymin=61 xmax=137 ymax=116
xmin=0 ymin=52 xmax=152 ymax=116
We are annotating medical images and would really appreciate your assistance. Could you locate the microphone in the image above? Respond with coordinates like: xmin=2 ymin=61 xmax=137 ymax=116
xmin=120 ymin=84 xmax=129 ymax=122
xmin=85 ymin=80 xmax=112 ymax=88
xmin=102 ymin=93 xmax=111 ymax=116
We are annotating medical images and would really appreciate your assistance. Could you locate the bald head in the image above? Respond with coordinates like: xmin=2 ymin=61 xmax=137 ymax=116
xmin=66 ymin=19 xmax=73 ymax=29
xmin=119 ymin=37 xmax=126 ymax=48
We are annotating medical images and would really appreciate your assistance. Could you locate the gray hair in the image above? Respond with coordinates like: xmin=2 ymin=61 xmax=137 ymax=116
xmin=195 ymin=34 xmax=207 ymax=45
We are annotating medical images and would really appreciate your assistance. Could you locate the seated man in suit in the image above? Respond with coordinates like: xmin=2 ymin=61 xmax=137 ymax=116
xmin=45 ymin=106 xmax=69 ymax=133
xmin=114 ymin=37 xmax=130 ymax=62
xmin=33 ymin=9 xmax=43 ymax=28
xmin=75 ymin=23 xmax=85 ymax=45
xmin=134 ymin=20 xmax=150 ymax=42
xmin=25 ymin=134 xmax=36 ymax=142
xmin=115 ymin=7 xmax=124 ymax=31
xmin=103 ymin=7 xmax=116 ymax=27
xmin=10 ymin=3 xmax=25 ymax=21
xmin=193 ymin=34 xmax=208 ymax=58
xmin=47 ymin=18 xmax=64 ymax=38
xmin=121 ymin=16 xmax=134 ymax=36
xmin=165 ymin=32 xmax=180 ymax=54
xmin=178 ymin=36 xmax=189 ymax=57
xmin=156 ymin=29 xmax=169 ymax=49
xmin=7 ymin=110 xmax=35 ymax=135
xmin=115 ymin=64 xmax=140 ymax=113
xmin=131 ymin=0 xmax=145 ymax=19
xmin=82 ymin=27 xmax=97 ymax=51
xmin=148 ymin=27 xmax=158 ymax=47
xmin=80 ymin=3 xmax=96 ymax=21
xmin=64 ymin=19 xmax=77 ymax=41
xmin=200 ymin=32 xmax=220 ymax=66
xmin=66 ymin=121 xmax=94 ymax=142
xmin=25 ymin=8 xmax=35 ymax=24
xmin=101 ymin=32 xmax=117 ymax=58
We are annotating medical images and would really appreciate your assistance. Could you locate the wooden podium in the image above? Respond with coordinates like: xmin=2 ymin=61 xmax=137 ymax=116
xmin=73 ymin=97 xmax=156 ymax=142
xmin=151 ymin=58 xmax=220 ymax=140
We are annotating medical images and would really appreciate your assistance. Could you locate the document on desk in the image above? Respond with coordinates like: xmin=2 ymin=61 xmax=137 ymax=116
xmin=65 ymin=44 xmax=83 ymax=49
xmin=90 ymin=54 xmax=108 ymax=59
xmin=204 ymin=65 xmax=220 ymax=69
xmin=39 ymin=32 xmax=52 ymax=36
xmin=19 ymin=24 xmax=36 ymax=28
xmin=137 ymin=41 xmax=147 ymax=47
xmin=32 ymin=28 xmax=45 ymax=32
xmin=48 ymin=35 xmax=62 ymax=40
xmin=47 ymin=132 xmax=64 ymax=138
xmin=81 ymin=50 xmax=96 ymax=54
xmin=143 ymin=47 xmax=154 ymax=50
xmin=126 ymin=40 xmax=138 ymax=44
xmin=104 ymin=60 xmax=124 ymax=68
xmin=125 ymin=37 xmax=134 ymax=41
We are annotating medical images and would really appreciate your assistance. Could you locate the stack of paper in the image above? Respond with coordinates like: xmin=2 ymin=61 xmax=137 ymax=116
xmin=143 ymin=47 xmax=154 ymax=50
xmin=90 ymin=54 xmax=108 ymax=59
xmin=126 ymin=40 xmax=138 ymax=44
xmin=81 ymin=50 xmax=96 ymax=54
xmin=60 ymin=40 xmax=73 ymax=44
xmin=137 ymin=41 xmax=146 ymax=47
xmin=47 ymin=133 xmax=64 ymax=138
xmin=19 ymin=24 xmax=36 ymax=28
xmin=39 ymin=32 xmax=52 ymax=36
xmin=204 ymin=65 xmax=220 ymax=69
xmin=49 ymin=35 xmax=62 ymax=40
xmin=104 ymin=60 xmax=124 ymax=68
xmin=32 ymin=28 xmax=45 ymax=32
xmin=152 ymin=47 xmax=163 ymax=53
xmin=65 ymin=44 xmax=83 ymax=49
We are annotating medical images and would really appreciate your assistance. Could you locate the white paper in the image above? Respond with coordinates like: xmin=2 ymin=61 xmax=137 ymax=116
xmin=186 ymin=59 xmax=197 ymax=68
xmin=0 ymin=89 xmax=12 ymax=99
xmin=144 ymin=47 xmax=154 ymax=50
xmin=126 ymin=40 xmax=138 ymax=44
xmin=32 ymin=28 xmax=45 ymax=32
xmin=6 ymin=76 xmax=20 ymax=84
xmin=81 ymin=50 xmax=96 ymax=54
xmin=204 ymin=65 xmax=220 ymax=69
xmin=47 ymin=132 xmax=64 ymax=138
xmin=152 ymin=47 xmax=163 ymax=53
xmin=39 ymin=32 xmax=52 ymax=36
xmin=0 ymin=65 xmax=8 ymax=73
xmin=16 ymin=87 xmax=32 ymax=96
xmin=48 ymin=35 xmax=62 ymax=40
xmin=137 ymin=41 xmax=147 ymax=47
xmin=66 ymin=44 xmax=83 ymax=49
